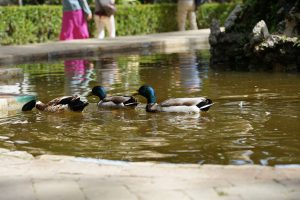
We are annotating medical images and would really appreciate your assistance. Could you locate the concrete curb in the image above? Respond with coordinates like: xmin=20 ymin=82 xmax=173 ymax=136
xmin=0 ymin=30 xmax=210 ymax=66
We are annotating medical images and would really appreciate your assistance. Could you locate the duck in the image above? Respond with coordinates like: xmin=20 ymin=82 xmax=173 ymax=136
xmin=88 ymin=86 xmax=138 ymax=108
xmin=22 ymin=96 xmax=89 ymax=113
xmin=135 ymin=85 xmax=213 ymax=113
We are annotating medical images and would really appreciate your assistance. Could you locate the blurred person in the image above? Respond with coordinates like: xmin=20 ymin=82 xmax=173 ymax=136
xmin=60 ymin=0 xmax=92 ymax=40
xmin=177 ymin=0 xmax=198 ymax=31
xmin=94 ymin=0 xmax=116 ymax=39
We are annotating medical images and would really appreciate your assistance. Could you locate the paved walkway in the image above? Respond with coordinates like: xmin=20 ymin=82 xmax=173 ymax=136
xmin=0 ymin=149 xmax=299 ymax=200
xmin=0 ymin=30 xmax=210 ymax=66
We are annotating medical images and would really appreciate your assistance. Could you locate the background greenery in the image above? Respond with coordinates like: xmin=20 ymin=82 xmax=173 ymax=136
xmin=1 ymin=0 xmax=243 ymax=5
xmin=0 ymin=3 xmax=235 ymax=45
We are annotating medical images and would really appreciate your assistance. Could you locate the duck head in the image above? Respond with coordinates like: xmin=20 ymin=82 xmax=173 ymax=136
xmin=137 ymin=85 xmax=157 ymax=104
xmin=89 ymin=86 xmax=107 ymax=100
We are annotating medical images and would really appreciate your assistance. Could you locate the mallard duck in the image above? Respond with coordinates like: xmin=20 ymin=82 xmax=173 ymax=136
xmin=22 ymin=96 xmax=89 ymax=113
xmin=135 ymin=85 xmax=213 ymax=113
xmin=88 ymin=86 xmax=138 ymax=108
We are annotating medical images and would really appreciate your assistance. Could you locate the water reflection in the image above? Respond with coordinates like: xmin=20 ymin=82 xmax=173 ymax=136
xmin=64 ymin=59 xmax=95 ymax=97
xmin=0 ymin=78 xmax=25 ymax=94
xmin=0 ymin=50 xmax=300 ymax=165
xmin=93 ymin=57 xmax=120 ymax=89
xmin=176 ymin=52 xmax=202 ymax=93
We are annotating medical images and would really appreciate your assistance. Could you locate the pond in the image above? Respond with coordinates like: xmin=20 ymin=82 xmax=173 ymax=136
xmin=0 ymin=50 xmax=299 ymax=166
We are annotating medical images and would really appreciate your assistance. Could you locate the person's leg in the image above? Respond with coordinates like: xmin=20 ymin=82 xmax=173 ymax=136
xmin=94 ymin=15 xmax=105 ymax=39
xmin=177 ymin=0 xmax=188 ymax=31
xmin=106 ymin=15 xmax=116 ymax=38
xmin=188 ymin=11 xmax=198 ymax=30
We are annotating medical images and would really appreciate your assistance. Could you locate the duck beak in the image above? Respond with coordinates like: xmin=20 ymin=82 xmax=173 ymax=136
xmin=86 ymin=92 xmax=93 ymax=97
xmin=132 ymin=92 xmax=139 ymax=96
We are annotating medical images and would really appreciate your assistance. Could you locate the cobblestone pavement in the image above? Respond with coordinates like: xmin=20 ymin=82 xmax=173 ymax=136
xmin=0 ymin=149 xmax=299 ymax=200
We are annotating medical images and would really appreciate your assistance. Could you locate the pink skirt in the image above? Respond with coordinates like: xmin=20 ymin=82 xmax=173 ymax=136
xmin=60 ymin=9 xmax=89 ymax=40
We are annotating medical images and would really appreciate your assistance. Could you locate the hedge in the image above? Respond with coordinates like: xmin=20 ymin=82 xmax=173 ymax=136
xmin=0 ymin=3 xmax=235 ymax=45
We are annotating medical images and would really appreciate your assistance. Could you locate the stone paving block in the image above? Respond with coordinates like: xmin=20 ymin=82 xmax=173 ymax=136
xmin=33 ymin=178 xmax=85 ymax=200
xmin=0 ymin=177 xmax=35 ymax=200
xmin=185 ymin=187 xmax=243 ymax=200
xmin=216 ymin=181 xmax=289 ymax=200
xmin=279 ymin=168 xmax=300 ymax=180
xmin=254 ymin=167 xmax=286 ymax=180
xmin=117 ymin=176 xmax=190 ymax=192
xmin=136 ymin=190 xmax=190 ymax=200
xmin=201 ymin=165 xmax=261 ymax=180
xmin=78 ymin=177 xmax=138 ymax=200
xmin=184 ymin=179 xmax=232 ymax=189
xmin=284 ymin=191 xmax=300 ymax=200
xmin=277 ymin=179 xmax=300 ymax=191
xmin=1 ymin=150 xmax=300 ymax=200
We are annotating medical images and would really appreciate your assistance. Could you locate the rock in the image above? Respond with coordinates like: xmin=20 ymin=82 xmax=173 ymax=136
xmin=284 ymin=14 xmax=298 ymax=36
xmin=253 ymin=35 xmax=299 ymax=53
xmin=209 ymin=0 xmax=300 ymax=71
xmin=250 ymin=20 xmax=270 ymax=47
xmin=224 ymin=5 xmax=243 ymax=31
xmin=209 ymin=19 xmax=221 ymax=46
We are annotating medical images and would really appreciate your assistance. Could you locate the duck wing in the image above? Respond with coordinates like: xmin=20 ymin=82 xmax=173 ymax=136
xmin=104 ymin=96 xmax=138 ymax=106
xmin=44 ymin=96 xmax=88 ymax=112
xmin=47 ymin=96 xmax=78 ymax=106
xmin=160 ymin=98 xmax=208 ymax=107
xmin=42 ymin=104 xmax=68 ymax=113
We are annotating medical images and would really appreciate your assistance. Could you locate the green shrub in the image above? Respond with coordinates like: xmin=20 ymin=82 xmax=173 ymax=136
xmin=116 ymin=4 xmax=177 ymax=36
xmin=0 ymin=3 xmax=235 ymax=45
xmin=0 ymin=6 xmax=62 ymax=45
xmin=197 ymin=3 xmax=236 ymax=27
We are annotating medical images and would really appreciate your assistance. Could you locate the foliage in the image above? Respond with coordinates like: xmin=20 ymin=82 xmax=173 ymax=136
xmin=0 ymin=3 xmax=235 ymax=45
xmin=231 ymin=0 xmax=298 ymax=33
xmin=197 ymin=3 xmax=235 ymax=27
xmin=116 ymin=4 xmax=176 ymax=35
xmin=0 ymin=6 xmax=62 ymax=45
xmin=21 ymin=0 xmax=92 ymax=5
xmin=115 ymin=0 xmax=141 ymax=5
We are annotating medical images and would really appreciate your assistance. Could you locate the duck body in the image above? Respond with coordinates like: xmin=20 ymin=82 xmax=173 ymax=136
xmin=137 ymin=85 xmax=213 ymax=113
xmin=89 ymin=86 xmax=138 ymax=108
xmin=98 ymin=96 xmax=138 ymax=108
xmin=22 ymin=96 xmax=89 ymax=113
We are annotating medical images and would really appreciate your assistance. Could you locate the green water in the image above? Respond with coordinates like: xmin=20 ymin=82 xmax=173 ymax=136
xmin=0 ymin=50 xmax=299 ymax=165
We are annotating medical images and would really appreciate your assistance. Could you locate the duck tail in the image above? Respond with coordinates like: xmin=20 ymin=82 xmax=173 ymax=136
xmin=69 ymin=101 xmax=89 ymax=112
xmin=124 ymin=97 xmax=139 ymax=107
xmin=197 ymin=99 xmax=213 ymax=111
xmin=22 ymin=100 xmax=37 ymax=111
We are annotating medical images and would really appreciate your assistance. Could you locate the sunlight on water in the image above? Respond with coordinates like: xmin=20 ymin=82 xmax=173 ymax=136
xmin=0 ymin=50 xmax=300 ymax=165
